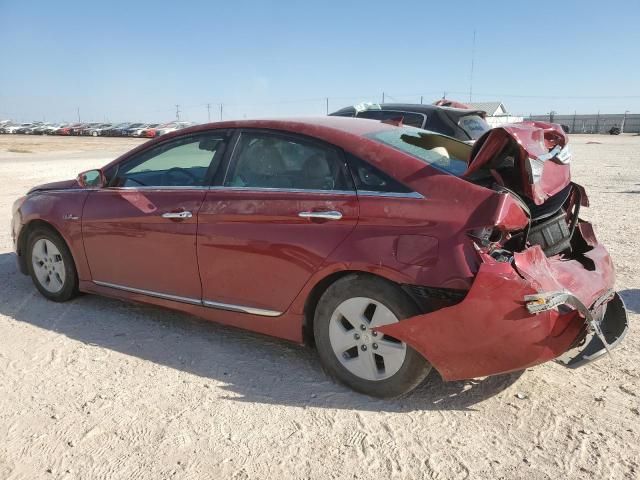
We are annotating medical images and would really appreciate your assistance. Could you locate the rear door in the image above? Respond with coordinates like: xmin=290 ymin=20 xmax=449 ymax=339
xmin=197 ymin=130 xmax=358 ymax=315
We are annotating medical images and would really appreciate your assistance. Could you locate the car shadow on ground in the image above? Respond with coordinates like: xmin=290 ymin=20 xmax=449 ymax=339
xmin=619 ymin=289 xmax=640 ymax=314
xmin=0 ymin=252 xmax=522 ymax=412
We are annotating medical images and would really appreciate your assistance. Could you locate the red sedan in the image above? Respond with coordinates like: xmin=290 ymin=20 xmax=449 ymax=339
xmin=11 ymin=117 xmax=628 ymax=397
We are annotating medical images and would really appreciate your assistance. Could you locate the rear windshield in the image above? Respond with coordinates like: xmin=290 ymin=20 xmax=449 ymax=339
xmin=458 ymin=114 xmax=490 ymax=140
xmin=366 ymin=127 xmax=469 ymax=176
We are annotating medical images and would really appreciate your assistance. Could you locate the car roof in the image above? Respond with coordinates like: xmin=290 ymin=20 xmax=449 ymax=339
xmin=104 ymin=116 xmax=405 ymax=171
xmin=179 ymin=116 xmax=401 ymax=138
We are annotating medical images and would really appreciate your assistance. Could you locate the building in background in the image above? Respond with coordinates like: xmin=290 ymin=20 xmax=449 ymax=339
xmin=465 ymin=102 xmax=523 ymax=127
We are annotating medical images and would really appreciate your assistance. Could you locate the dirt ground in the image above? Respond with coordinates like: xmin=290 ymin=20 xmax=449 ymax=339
xmin=0 ymin=134 xmax=638 ymax=480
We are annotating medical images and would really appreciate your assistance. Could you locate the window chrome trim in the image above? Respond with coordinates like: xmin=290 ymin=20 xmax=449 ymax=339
xmin=207 ymin=186 xmax=356 ymax=195
xmin=28 ymin=189 xmax=88 ymax=195
xmin=92 ymin=280 xmax=282 ymax=317
xmin=202 ymin=299 xmax=281 ymax=317
xmin=221 ymin=132 xmax=242 ymax=186
xmin=93 ymin=280 xmax=202 ymax=305
xmin=357 ymin=190 xmax=425 ymax=199
xmin=102 ymin=186 xmax=211 ymax=191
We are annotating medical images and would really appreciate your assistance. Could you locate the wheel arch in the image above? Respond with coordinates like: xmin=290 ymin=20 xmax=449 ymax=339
xmin=302 ymin=269 xmax=421 ymax=346
xmin=18 ymin=219 xmax=77 ymax=276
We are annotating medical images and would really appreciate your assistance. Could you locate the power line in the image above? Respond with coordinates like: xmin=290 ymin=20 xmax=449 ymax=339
xmin=469 ymin=29 xmax=476 ymax=102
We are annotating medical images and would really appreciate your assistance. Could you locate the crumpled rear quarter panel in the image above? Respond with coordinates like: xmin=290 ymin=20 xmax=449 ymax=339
xmin=377 ymin=241 xmax=615 ymax=381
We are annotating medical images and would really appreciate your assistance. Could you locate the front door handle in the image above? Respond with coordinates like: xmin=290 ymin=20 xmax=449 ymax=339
xmin=161 ymin=211 xmax=193 ymax=219
xmin=298 ymin=210 xmax=343 ymax=220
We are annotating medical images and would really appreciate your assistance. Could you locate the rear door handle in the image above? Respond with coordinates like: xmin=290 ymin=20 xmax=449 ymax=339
xmin=298 ymin=210 xmax=343 ymax=220
xmin=161 ymin=211 xmax=193 ymax=219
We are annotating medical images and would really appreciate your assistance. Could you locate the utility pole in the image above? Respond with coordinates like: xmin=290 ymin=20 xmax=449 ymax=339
xmin=572 ymin=110 xmax=576 ymax=133
xmin=76 ymin=107 xmax=80 ymax=123
xmin=382 ymin=92 xmax=385 ymax=104
xmin=469 ymin=29 xmax=476 ymax=102
xmin=326 ymin=97 xmax=329 ymax=115
xmin=175 ymin=104 xmax=180 ymax=121
xmin=420 ymin=95 xmax=423 ymax=104
xmin=622 ymin=110 xmax=629 ymax=134
xmin=206 ymin=103 xmax=211 ymax=122
xmin=219 ymin=103 xmax=223 ymax=121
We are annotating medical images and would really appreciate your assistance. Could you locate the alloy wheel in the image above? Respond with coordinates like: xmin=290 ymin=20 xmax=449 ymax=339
xmin=328 ymin=297 xmax=407 ymax=381
xmin=31 ymin=238 xmax=66 ymax=293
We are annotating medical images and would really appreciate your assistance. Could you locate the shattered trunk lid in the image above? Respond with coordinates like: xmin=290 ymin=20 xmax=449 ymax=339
xmin=464 ymin=121 xmax=571 ymax=205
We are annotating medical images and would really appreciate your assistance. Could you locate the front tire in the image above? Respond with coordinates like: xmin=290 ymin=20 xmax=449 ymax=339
xmin=26 ymin=226 xmax=79 ymax=302
xmin=314 ymin=274 xmax=432 ymax=398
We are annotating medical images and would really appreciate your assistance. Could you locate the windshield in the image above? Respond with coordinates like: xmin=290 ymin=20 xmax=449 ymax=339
xmin=367 ymin=127 xmax=469 ymax=176
xmin=458 ymin=114 xmax=490 ymax=140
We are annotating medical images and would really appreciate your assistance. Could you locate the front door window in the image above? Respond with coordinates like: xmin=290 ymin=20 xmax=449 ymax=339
xmin=111 ymin=133 xmax=226 ymax=188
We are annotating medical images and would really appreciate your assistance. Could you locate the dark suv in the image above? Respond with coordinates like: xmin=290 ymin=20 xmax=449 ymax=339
xmin=329 ymin=103 xmax=489 ymax=142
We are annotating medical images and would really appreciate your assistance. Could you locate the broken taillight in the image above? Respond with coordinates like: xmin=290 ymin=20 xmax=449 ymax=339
xmin=526 ymin=144 xmax=571 ymax=184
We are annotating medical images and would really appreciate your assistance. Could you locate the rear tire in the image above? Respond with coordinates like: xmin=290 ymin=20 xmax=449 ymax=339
xmin=314 ymin=274 xmax=431 ymax=398
xmin=26 ymin=226 xmax=79 ymax=302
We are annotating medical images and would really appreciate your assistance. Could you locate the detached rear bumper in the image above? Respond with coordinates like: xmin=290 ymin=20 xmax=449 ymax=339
xmin=377 ymin=241 xmax=628 ymax=381
xmin=548 ymin=292 xmax=628 ymax=368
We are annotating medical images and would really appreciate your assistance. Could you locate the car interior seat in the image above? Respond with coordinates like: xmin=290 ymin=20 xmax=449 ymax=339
xmin=240 ymin=142 xmax=290 ymax=188
xmin=302 ymin=153 xmax=333 ymax=190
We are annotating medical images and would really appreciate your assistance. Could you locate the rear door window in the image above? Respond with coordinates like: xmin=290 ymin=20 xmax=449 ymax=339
xmin=346 ymin=154 xmax=412 ymax=193
xmin=225 ymin=132 xmax=352 ymax=191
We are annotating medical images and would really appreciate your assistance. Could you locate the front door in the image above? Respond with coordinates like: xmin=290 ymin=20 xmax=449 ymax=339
xmin=82 ymin=131 xmax=228 ymax=301
xmin=197 ymin=130 xmax=359 ymax=315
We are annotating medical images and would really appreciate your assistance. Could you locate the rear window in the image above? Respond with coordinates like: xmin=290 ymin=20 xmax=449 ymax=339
xmin=366 ymin=127 xmax=469 ymax=176
xmin=458 ymin=115 xmax=490 ymax=140
xmin=357 ymin=110 xmax=425 ymax=129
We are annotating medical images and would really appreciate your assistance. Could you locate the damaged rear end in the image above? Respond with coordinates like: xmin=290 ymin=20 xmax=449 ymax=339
xmin=378 ymin=122 xmax=629 ymax=381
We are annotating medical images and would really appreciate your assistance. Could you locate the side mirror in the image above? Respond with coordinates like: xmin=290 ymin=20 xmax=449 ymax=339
xmin=77 ymin=169 xmax=106 ymax=188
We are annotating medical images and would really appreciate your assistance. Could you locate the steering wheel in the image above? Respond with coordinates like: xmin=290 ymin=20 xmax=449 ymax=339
xmin=164 ymin=167 xmax=200 ymax=186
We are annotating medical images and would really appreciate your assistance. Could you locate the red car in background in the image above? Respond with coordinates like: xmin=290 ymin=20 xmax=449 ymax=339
xmin=54 ymin=123 xmax=83 ymax=136
xmin=10 ymin=117 xmax=628 ymax=397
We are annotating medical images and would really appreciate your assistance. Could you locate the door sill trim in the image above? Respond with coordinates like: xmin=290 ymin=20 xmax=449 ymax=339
xmin=93 ymin=280 xmax=202 ymax=305
xmin=92 ymin=280 xmax=282 ymax=317
xmin=202 ymin=300 xmax=281 ymax=317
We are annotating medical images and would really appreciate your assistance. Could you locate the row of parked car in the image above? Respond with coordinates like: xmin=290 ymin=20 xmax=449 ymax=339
xmin=1 ymin=101 xmax=493 ymax=142
xmin=0 ymin=120 xmax=194 ymax=138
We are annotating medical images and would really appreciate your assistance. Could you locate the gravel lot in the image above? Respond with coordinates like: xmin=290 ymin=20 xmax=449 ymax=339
xmin=0 ymin=134 xmax=638 ymax=480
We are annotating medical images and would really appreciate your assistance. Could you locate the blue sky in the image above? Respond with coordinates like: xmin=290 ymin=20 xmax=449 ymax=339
xmin=1 ymin=0 xmax=639 ymax=123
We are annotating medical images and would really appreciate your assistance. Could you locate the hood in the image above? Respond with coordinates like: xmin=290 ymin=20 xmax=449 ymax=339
xmin=464 ymin=121 xmax=571 ymax=205
xmin=27 ymin=178 xmax=79 ymax=194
